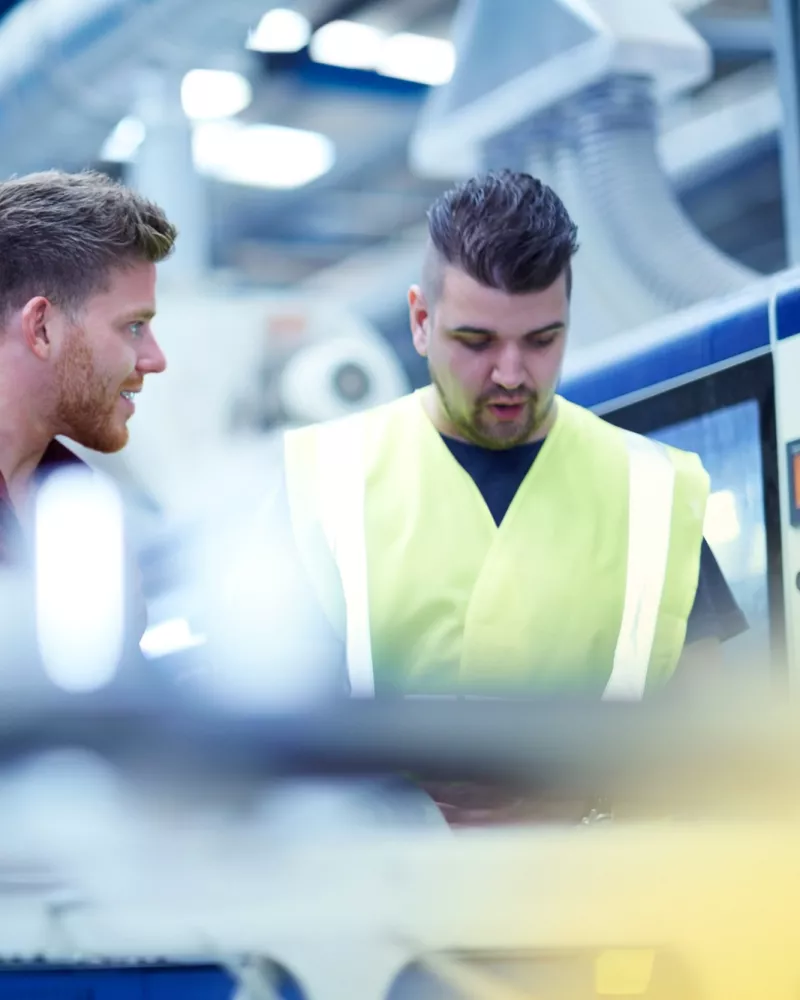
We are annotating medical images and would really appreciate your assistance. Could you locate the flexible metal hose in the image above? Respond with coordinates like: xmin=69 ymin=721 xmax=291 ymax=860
xmin=563 ymin=75 xmax=754 ymax=309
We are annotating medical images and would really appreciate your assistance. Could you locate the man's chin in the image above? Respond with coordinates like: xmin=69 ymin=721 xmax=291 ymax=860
xmin=472 ymin=419 xmax=534 ymax=450
xmin=72 ymin=424 xmax=129 ymax=454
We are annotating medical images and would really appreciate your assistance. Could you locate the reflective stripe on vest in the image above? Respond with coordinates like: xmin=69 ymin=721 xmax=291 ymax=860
xmin=315 ymin=417 xmax=676 ymax=702
xmin=602 ymin=433 xmax=676 ymax=701
xmin=316 ymin=417 xmax=374 ymax=697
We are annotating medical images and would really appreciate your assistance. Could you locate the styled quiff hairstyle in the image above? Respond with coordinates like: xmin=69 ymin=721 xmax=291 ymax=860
xmin=423 ymin=169 xmax=579 ymax=301
xmin=0 ymin=169 xmax=177 ymax=323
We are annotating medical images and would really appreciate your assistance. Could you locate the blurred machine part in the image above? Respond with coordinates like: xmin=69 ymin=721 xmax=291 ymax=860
xmin=0 ymin=698 xmax=797 ymax=998
xmin=118 ymin=289 xmax=410 ymax=520
xmin=410 ymin=0 xmax=757 ymax=346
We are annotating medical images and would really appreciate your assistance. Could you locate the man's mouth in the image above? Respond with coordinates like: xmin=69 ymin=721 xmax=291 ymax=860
xmin=485 ymin=398 xmax=529 ymax=421
xmin=119 ymin=387 xmax=142 ymax=413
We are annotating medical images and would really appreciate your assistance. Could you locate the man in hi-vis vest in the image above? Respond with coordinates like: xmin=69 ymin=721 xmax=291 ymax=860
xmin=279 ymin=170 xmax=745 ymax=710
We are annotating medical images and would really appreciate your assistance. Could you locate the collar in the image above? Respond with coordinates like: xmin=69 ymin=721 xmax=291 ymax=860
xmin=0 ymin=438 xmax=85 ymax=513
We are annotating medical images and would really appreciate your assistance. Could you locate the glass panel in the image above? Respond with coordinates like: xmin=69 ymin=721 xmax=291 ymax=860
xmin=650 ymin=399 xmax=770 ymax=669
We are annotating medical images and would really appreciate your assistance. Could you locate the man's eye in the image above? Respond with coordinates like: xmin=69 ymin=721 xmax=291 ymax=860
xmin=129 ymin=322 xmax=144 ymax=337
xmin=460 ymin=338 xmax=490 ymax=351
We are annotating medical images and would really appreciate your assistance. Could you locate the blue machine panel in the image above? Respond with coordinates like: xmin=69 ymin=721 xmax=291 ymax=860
xmin=653 ymin=400 xmax=770 ymax=666
xmin=561 ymin=303 xmax=770 ymax=409
xmin=0 ymin=967 xmax=148 ymax=999
xmin=0 ymin=965 xmax=305 ymax=1000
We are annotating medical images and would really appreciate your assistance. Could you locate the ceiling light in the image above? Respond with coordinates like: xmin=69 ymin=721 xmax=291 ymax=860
xmin=309 ymin=19 xmax=386 ymax=70
xmin=247 ymin=8 xmax=311 ymax=53
xmin=192 ymin=120 xmax=335 ymax=189
xmin=100 ymin=116 xmax=145 ymax=162
xmin=181 ymin=69 xmax=252 ymax=121
xmin=377 ymin=32 xmax=456 ymax=86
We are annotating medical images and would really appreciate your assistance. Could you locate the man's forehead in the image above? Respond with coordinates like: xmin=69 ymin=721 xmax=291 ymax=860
xmin=87 ymin=264 xmax=157 ymax=317
xmin=438 ymin=267 xmax=569 ymax=329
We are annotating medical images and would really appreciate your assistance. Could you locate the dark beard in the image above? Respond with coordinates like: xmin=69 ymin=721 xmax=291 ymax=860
xmin=428 ymin=365 xmax=540 ymax=450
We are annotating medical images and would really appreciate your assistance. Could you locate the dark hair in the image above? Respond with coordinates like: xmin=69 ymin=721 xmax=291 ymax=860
xmin=0 ymin=169 xmax=177 ymax=322
xmin=424 ymin=169 xmax=579 ymax=300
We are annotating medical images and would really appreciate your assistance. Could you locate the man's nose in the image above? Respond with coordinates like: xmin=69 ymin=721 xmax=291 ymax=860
xmin=491 ymin=343 xmax=525 ymax=389
xmin=137 ymin=331 xmax=167 ymax=375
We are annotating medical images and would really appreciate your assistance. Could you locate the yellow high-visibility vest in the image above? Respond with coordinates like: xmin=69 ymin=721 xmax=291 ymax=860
xmin=283 ymin=391 xmax=709 ymax=698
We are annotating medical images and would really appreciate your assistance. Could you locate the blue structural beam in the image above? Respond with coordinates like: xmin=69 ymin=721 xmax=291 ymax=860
xmin=0 ymin=0 xmax=18 ymax=22
xmin=773 ymin=0 xmax=800 ymax=265
xmin=562 ymin=302 xmax=770 ymax=410
xmin=560 ymin=275 xmax=800 ymax=410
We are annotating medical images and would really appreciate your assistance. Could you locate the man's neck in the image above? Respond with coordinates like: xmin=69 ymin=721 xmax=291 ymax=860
xmin=0 ymin=377 xmax=54 ymax=512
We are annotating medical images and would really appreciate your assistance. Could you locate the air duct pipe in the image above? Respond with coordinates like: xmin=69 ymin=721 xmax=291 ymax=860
xmin=555 ymin=75 xmax=753 ymax=307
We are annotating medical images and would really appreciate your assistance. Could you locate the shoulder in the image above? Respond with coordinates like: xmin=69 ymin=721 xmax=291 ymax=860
xmin=558 ymin=398 xmax=708 ymax=477
xmin=284 ymin=393 xmax=420 ymax=454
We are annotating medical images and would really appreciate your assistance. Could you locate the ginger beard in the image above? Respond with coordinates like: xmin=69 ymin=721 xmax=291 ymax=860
xmin=53 ymin=326 xmax=133 ymax=454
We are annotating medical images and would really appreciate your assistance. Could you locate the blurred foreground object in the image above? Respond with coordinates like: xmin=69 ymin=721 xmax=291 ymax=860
xmin=0 ymin=695 xmax=795 ymax=996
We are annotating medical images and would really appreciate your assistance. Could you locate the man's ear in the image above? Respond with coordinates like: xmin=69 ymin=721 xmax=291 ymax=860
xmin=409 ymin=285 xmax=431 ymax=358
xmin=19 ymin=297 xmax=53 ymax=360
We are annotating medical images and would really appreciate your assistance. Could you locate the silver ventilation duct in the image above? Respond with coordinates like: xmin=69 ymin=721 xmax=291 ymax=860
xmin=533 ymin=75 xmax=754 ymax=308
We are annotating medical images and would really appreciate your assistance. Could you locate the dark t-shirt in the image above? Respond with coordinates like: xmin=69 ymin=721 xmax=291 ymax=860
xmin=442 ymin=436 xmax=748 ymax=646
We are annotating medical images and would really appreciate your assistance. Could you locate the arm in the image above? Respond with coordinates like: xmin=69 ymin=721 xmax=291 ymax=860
xmin=670 ymin=539 xmax=747 ymax=693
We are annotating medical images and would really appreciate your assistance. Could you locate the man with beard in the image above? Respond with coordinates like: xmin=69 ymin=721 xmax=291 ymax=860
xmin=251 ymin=170 xmax=746 ymax=821
xmin=0 ymin=169 xmax=176 ymax=656
xmin=277 ymin=169 xmax=744 ymax=698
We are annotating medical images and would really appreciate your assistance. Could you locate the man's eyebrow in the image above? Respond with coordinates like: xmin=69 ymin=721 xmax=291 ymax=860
xmin=451 ymin=325 xmax=496 ymax=336
xmin=451 ymin=322 xmax=564 ymax=337
xmin=122 ymin=308 xmax=156 ymax=322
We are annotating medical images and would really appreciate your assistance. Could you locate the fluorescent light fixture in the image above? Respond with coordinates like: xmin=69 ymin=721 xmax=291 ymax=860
xmin=140 ymin=618 xmax=207 ymax=659
xmin=704 ymin=489 xmax=741 ymax=547
xmin=100 ymin=116 xmax=145 ymax=163
xmin=181 ymin=69 xmax=252 ymax=121
xmin=247 ymin=7 xmax=311 ymax=52
xmin=193 ymin=120 xmax=335 ymax=188
xmin=377 ymin=32 xmax=456 ymax=86
xmin=309 ymin=20 xmax=455 ymax=85
xmin=35 ymin=469 xmax=124 ymax=693
xmin=310 ymin=19 xmax=386 ymax=70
